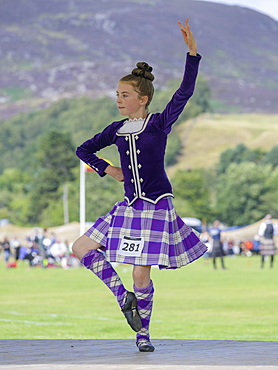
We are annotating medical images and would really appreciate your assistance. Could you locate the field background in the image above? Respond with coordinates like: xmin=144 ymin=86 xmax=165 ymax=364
xmin=1 ymin=255 xmax=277 ymax=341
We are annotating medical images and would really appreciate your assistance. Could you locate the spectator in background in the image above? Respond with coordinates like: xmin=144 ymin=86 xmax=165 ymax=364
xmin=252 ymin=234 xmax=261 ymax=255
xmin=200 ymin=228 xmax=212 ymax=258
xmin=210 ymin=220 xmax=226 ymax=270
xmin=38 ymin=228 xmax=49 ymax=267
xmin=1 ymin=237 xmax=11 ymax=267
xmin=10 ymin=236 xmax=21 ymax=261
xmin=258 ymin=214 xmax=277 ymax=268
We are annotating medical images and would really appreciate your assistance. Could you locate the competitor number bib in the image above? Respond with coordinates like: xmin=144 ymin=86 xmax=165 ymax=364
xmin=118 ymin=236 xmax=145 ymax=257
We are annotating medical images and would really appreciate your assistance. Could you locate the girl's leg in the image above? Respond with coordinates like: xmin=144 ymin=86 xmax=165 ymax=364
xmin=133 ymin=265 xmax=155 ymax=352
xmin=72 ymin=235 xmax=99 ymax=259
xmin=72 ymin=235 xmax=141 ymax=332
xmin=4 ymin=250 xmax=10 ymax=264
xmin=213 ymin=258 xmax=217 ymax=269
xmin=261 ymin=255 xmax=265 ymax=268
xmin=270 ymin=255 xmax=274 ymax=268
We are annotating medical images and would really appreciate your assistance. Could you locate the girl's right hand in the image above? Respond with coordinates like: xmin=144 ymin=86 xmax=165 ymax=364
xmin=178 ymin=18 xmax=197 ymax=56
xmin=105 ymin=165 xmax=124 ymax=182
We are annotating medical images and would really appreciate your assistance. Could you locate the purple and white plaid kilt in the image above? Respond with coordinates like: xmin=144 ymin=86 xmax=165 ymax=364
xmin=85 ymin=197 xmax=207 ymax=269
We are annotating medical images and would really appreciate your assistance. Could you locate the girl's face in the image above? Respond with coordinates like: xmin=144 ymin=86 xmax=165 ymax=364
xmin=116 ymin=82 xmax=148 ymax=119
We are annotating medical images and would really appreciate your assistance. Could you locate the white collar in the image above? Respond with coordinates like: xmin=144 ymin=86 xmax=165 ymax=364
xmin=124 ymin=117 xmax=145 ymax=123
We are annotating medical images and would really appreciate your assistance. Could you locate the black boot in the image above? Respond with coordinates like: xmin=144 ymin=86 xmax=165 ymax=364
xmin=121 ymin=291 xmax=142 ymax=332
xmin=137 ymin=339 xmax=155 ymax=352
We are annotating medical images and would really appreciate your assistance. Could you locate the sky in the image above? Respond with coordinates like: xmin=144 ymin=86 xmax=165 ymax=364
xmin=199 ymin=0 xmax=278 ymax=21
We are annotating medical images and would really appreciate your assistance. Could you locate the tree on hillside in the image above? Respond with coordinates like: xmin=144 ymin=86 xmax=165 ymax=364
xmin=262 ymin=145 xmax=278 ymax=168
xmin=216 ymin=143 xmax=265 ymax=174
xmin=0 ymin=96 xmax=122 ymax=174
xmin=215 ymin=162 xmax=273 ymax=225
xmin=27 ymin=130 xmax=78 ymax=225
xmin=165 ymin=130 xmax=181 ymax=166
xmin=0 ymin=168 xmax=32 ymax=224
xmin=38 ymin=130 xmax=77 ymax=182
xmin=261 ymin=166 xmax=278 ymax=218
xmin=171 ymin=168 xmax=212 ymax=220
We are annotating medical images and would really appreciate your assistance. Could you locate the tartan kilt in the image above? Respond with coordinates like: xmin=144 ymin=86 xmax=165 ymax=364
xmin=260 ymin=238 xmax=277 ymax=256
xmin=85 ymin=197 xmax=207 ymax=269
xmin=211 ymin=239 xmax=225 ymax=258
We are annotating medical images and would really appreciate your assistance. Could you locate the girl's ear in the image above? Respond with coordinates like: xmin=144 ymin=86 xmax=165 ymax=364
xmin=140 ymin=95 xmax=148 ymax=106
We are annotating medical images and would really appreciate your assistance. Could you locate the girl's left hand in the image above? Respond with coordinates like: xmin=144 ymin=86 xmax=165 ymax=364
xmin=105 ymin=165 xmax=124 ymax=182
xmin=178 ymin=18 xmax=197 ymax=56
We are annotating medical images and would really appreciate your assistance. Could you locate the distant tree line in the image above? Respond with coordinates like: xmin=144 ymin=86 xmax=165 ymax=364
xmin=171 ymin=143 xmax=278 ymax=226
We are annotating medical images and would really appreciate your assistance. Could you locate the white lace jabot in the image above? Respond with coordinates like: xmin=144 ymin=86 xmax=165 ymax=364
xmin=117 ymin=117 xmax=145 ymax=134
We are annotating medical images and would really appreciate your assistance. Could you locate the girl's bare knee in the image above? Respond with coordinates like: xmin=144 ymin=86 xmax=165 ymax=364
xmin=72 ymin=235 xmax=101 ymax=260
xmin=133 ymin=265 xmax=151 ymax=289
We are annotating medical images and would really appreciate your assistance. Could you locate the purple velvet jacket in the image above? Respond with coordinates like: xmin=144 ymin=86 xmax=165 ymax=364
xmin=76 ymin=53 xmax=202 ymax=205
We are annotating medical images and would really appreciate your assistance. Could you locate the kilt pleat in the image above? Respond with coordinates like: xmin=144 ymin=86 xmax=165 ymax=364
xmin=211 ymin=239 xmax=225 ymax=258
xmin=85 ymin=198 xmax=207 ymax=269
xmin=260 ymin=238 xmax=277 ymax=256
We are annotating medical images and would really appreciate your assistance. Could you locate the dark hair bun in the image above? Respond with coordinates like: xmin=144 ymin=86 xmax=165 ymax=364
xmin=132 ymin=62 xmax=154 ymax=81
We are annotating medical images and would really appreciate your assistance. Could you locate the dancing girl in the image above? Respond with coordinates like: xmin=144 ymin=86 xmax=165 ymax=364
xmin=72 ymin=18 xmax=207 ymax=352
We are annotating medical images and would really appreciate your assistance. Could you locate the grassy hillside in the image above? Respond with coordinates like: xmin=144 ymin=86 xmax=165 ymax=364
xmin=168 ymin=113 xmax=278 ymax=175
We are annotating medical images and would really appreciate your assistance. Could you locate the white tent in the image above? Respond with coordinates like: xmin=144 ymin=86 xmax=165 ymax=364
xmin=223 ymin=218 xmax=278 ymax=242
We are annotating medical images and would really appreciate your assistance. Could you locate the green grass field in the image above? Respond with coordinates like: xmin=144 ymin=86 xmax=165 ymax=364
xmin=0 ymin=255 xmax=277 ymax=341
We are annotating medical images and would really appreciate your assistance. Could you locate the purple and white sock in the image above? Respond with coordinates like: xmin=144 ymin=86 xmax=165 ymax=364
xmin=81 ymin=249 xmax=126 ymax=309
xmin=134 ymin=280 xmax=154 ymax=344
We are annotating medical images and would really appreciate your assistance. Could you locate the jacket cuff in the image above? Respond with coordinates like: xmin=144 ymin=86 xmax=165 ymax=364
xmin=87 ymin=159 xmax=109 ymax=177
xmin=186 ymin=52 xmax=202 ymax=61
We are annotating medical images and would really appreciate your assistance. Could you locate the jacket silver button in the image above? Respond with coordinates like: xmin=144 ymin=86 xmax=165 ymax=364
xmin=142 ymin=192 xmax=146 ymax=196
xmin=126 ymin=150 xmax=130 ymax=155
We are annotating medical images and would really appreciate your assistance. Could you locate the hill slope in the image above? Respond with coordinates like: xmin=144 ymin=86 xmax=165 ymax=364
xmin=0 ymin=0 xmax=278 ymax=119
xmin=168 ymin=113 xmax=278 ymax=174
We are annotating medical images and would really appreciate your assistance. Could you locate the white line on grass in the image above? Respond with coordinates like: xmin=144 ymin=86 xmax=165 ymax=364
xmin=1 ymin=313 xmax=123 ymax=323
xmin=0 ymin=318 xmax=72 ymax=326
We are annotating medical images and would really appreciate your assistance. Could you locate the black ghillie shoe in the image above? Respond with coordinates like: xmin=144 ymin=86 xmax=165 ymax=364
xmin=137 ymin=340 xmax=155 ymax=352
xmin=121 ymin=291 xmax=142 ymax=332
